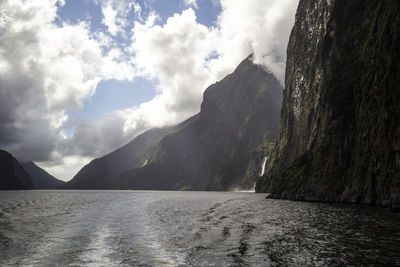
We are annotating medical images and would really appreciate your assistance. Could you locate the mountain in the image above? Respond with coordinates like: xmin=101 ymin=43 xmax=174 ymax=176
xmin=256 ymin=0 xmax=400 ymax=208
xmin=66 ymin=56 xmax=282 ymax=190
xmin=0 ymin=150 xmax=34 ymax=190
xmin=62 ymin=126 xmax=176 ymax=189
xmin=116 ymin=56 xmax=282 ymax=190
xmin=21 ymin=161 xmax=65 ymax=189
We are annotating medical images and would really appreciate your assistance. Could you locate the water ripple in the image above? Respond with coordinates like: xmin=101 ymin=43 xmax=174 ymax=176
xmin=0 ymin=191 xmax=399 ymax=266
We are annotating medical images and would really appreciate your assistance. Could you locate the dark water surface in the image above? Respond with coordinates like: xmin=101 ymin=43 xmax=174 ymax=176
xmin=0 ymin=191 xmax=399 ymax=266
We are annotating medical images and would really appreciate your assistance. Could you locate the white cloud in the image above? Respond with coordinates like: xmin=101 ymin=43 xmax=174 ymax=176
xmin=0 ymin=0 xmax=134 ymax=173
xmin=183 ymin=0 xmax=198 ymax=9
xmin=133 ymin=3 xmax=143 ymax=21
xmin=63 ymin=111 xmax=131 ymax=157
xmin=129 ymin=9 xmax=214 ymax=119
xmin=209 ymin=0 xmax=298 ymax=84
xmin=100 ymin=0 xmax=134 ymax=36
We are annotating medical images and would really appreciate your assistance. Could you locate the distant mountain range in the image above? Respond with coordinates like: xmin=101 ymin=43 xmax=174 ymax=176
xmin=63 ymin=56 xmax=283 ymax=190
xmin=0 ymin=150 xmax=64 ymax=190
xmin=62 ymin=126 xmax=175 ymax=189
xmin=0 ymin=150 xmax=34 ymax=190
xmin=0 ymin=149 xmax=64 ymax=190
xmin=20 ymin=161 xmax=64 ymax=189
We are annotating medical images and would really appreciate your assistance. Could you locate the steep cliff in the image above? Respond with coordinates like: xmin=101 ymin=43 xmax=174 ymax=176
xmin=0 ymin=150 xmax=34 ymax=190
xmin=257 ymin=0 xmax=400 ymax=208
xmin=116 ymin=57 xmax=282 ymax=190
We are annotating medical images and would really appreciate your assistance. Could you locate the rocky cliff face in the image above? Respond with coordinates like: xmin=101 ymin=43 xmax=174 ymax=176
xmin=0 ymin=150 xmax=34 ymax=190
xmin=257 ymin=0 xmax=400 ymax=208
xmin=116 ymin=57 xmax=282 ymax=190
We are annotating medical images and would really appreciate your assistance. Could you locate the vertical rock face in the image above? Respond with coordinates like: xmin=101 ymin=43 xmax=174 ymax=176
xmin=257 ymin=0 xmax=400 ymax=207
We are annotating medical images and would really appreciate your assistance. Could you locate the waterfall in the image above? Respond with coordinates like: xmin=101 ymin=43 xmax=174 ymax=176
xmin=260 ymin=156 xmax=270 ymax=176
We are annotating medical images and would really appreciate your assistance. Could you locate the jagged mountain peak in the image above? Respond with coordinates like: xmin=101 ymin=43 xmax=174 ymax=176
xmin=67 ymin=57 xmax=283 ymax=190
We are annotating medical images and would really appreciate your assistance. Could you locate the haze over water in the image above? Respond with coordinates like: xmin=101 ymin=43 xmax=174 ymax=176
xmin=0 ymin=191 xmax=399 ymax=266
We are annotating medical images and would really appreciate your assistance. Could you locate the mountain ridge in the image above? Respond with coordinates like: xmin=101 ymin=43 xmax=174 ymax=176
xmin=0 ymin=150 xmax=34 ymax=190
xmin=20 ymin=161 xmax=65 ymax=189
xmin=62 ymin=126 xmax=175 ymax=189
xmin=116 ymin=56 xmax=282 ymax=190
xmin=66 ymin=56 xmax=283 ymax=190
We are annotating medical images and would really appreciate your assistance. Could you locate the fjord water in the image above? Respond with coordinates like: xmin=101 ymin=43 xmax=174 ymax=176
xmin=0 ymin=191 xmax=399 ymax=266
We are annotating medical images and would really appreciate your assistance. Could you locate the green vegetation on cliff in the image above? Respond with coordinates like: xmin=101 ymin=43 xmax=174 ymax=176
xmin=257 ymin=0 xmax=400 ymax=208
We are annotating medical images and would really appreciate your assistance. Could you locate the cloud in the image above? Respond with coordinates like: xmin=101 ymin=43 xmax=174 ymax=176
xmin=129 ymin=9 xmax=214 ymax=118
xmin=37 ymin=155 xmax=93 ymax=182
xmin=62 ymin=108 xmax=145 ymax=158
xmin=99 ymin=0 xmax=134 ymax=36
xmin=0 ymin=0 xmax=134 ymax=163
xmin=133 ymin=3 xmax=143 ymax=21
xmin=209 ymin=0 xmax=298 ymax=84
xmin=183 ymin=0 xmax=198 ymax=9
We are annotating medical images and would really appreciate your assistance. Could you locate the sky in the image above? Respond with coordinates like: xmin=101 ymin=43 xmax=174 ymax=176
xmin=0 ymin=0 xmax=299 ymax=181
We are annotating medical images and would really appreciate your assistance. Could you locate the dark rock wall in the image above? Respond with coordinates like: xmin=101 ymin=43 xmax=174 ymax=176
xmin=257 ymin=0 xmax=400 ymax=207
xmin=0 ymin=150 xmax=34 ymax=190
